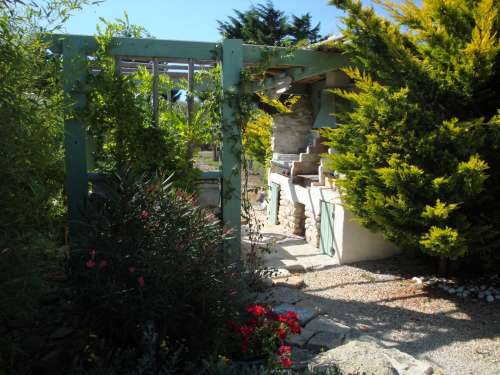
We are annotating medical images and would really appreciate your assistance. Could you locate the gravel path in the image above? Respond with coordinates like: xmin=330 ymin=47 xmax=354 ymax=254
xmin=295 ymin=257 xmax=500 ymax=375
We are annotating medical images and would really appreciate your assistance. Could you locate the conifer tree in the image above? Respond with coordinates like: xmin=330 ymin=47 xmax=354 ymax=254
xmin=217 ymin=1 xmax=321 ymax=45
xmin=324 ymin=0 xmax=500 ymax=269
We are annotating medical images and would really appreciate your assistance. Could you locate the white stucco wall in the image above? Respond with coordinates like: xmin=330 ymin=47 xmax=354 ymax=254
xmin=269 ymin=172 xmax=400 ymax=264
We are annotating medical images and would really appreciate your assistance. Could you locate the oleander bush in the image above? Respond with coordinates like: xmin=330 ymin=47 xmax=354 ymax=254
xmin=67 ymin=170 xmax=250 ymax=369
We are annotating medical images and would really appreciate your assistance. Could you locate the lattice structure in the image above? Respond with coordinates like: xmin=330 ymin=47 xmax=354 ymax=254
xmin=47 ymin=34 xmax=349 ymax=257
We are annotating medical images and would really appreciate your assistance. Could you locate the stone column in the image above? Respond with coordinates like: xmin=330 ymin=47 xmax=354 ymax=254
xmin=305 ymin=209 xmax=320 ymax=248
xmin=278 ymin=187 xmax=305 ymax=236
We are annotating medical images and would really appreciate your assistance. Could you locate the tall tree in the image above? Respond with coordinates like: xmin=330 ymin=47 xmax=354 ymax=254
xmin=289 ymin=13 xmax=321 ymax=43
xmin=323 ymin=0 xmax=500 ymax=270
xmin=217 ymin=1 xmax=321 ymax=45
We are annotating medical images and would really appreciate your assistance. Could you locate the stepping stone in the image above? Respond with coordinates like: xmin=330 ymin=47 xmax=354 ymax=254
xmin=272 ymin=275 xmax=306 ymax=289
xmin=269 ymin=286 xmax=303 ymax=304
xmin=286 ymin=326 xmax=316 ymax=348
xmin=291 ymin=347 xmax=314 ymax=371
xmin=273 ymin=304 xmax=318 ymax=326
xmin=307 ymin=331 xmax=349 ymax=352
xmin=308 ymin=335 xmax=434 ymax=375
xmin=304 ymin=317 xmax=356 ymax=352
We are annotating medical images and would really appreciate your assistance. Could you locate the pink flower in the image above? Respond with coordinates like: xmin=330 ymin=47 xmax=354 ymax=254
xmin=129 ymin=266 xmax=136 ymax=273
xmin=137 ymin=276 xmax=145 ymax=288
xmin=247 ymin=304 xmax=266 ymax=316
xmin=281 ymin=357 xmax=292 ymax=368
xmin=89 ymin=249 xmax=96 ymax=258
xmin=86 ymin=259 xmax=96 ymax=269
xmin=98 ymin=260 xmax=108 ymax=269
xmin=276 ymin=328 xmax=287 ymax=340
xmin=140 ymin=210 xmax=150 ymax=219
xmin=278 ymin=345 xmax=291 ymax=355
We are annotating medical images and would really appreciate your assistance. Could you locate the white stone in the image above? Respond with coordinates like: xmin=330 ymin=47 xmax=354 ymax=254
xmin=308 ymin=335 xmax=434 ymax=375
xmin=486 ymin=295 xmax=495 ymax=303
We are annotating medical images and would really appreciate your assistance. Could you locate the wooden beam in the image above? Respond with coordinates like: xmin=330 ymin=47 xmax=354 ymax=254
xmin=48 ymin=34 xmax=220 ymax=60
xmin=221 ymin=39 xmax=243 ymax=260
xmin=152 ymin=58 xmax=160 ymax=127
xmin=242 ymin=44 xmax=350 ymax=67
xmin=62 ymin=37 xmax=88 ymax=241
xmin=187 ymin=59 xmax=194 ymax=127
xmin=246 ymin=55 xmax=350 ymax=93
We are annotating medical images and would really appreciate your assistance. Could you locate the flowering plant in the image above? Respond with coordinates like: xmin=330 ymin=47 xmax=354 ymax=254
xmin=226 ymin=304 xmax=300 ymax=368
xmin=68 ymin=171 xmax=247 ymax=356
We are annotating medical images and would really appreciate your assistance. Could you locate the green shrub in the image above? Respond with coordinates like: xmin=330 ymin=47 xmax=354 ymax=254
xmin=68 ymin=171 xmax=249 ymax=361
xmin=324 ymin=0 xmax=500 ymax=269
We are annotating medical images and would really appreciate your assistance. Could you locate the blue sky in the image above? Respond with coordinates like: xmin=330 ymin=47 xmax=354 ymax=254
xmin=62 ymin=0 xmax=355 ymax=42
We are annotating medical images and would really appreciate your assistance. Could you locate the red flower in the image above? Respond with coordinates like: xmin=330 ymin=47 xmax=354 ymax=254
xmin=137 ymin=276 xmax=145 ymax=288
xmin=247 ymin=304 xmax=266 ymax=316
xmin=239 ymin=325 xmax=254 ymax=337
xmin=278 ymin=345 xmax=291 ymax=355
xmin=129 ymin=266 xmax=136 ymax=273
xmin=98 ymin=260 xmax=108 ymax=269
xmin=277 ymin=314 xmax=288 ymax=323
xmin=140 ymin=210 xmax=150 ymax=219
xmin=289 ymin=321 xmax=301 ymax=334
xmin=281 ymin=357 xmax=292 ymax=368
xmin=86 ymin=259 xmax=96 ymax=269
xmin=276 ymin=328 xmax=287 ymax=340
xmin=286 ymin=311 xmax=299 ymax=321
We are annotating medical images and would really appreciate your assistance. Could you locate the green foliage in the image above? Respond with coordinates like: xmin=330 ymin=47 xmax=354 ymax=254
xmin=68 ymin=170 xmax=250 ymax=364
xmin=0 ymin=0 xmax=94 ymax=369
xmin=324 ymin=0 xmax=500 ymax=266
xmin=217 ymin=1 xmax=322 ymax=45
xmin=83 ymin=16 xmax=226 ymax=189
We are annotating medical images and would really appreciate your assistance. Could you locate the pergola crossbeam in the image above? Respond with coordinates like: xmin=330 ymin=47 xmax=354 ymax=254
xmin=50 ymin=33 xmax=351 ymax=259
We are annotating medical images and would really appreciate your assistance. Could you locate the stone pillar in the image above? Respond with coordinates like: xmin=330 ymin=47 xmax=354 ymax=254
xmin=305 ymin=210 xmax=320 ymax=248
xmin=278 ymin=188 xmax=305 ymax=236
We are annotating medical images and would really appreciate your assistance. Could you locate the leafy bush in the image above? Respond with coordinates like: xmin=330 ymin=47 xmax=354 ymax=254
xmin=0 ymin=0 xmax=91 ymax=369
xmin=324 ymin=0 xmax=500 ymax=269
xmin=68 ymin=171 xmax=250 ymax=363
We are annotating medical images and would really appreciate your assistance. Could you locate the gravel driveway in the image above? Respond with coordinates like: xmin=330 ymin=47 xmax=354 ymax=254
xmin=294 ymin=257 xmax=500 ymax=375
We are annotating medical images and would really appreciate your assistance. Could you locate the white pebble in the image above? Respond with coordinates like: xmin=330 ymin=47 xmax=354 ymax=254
xmin=486 ymin=295 xmax=494 ymax=303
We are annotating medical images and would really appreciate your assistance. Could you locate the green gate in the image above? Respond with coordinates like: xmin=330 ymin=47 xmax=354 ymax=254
xmin=320 ymin=200 xmax=337 ymax=256
xmin=267 ymin=182 xmax=280 ymax=225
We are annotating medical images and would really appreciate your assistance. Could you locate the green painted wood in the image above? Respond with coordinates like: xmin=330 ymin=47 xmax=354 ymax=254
xmin=268 ymin=182 xmax=280 ymax=225
xmin=320 ymin=201 xmax=336 ymax=257
xmin=246 ymin=55 xmax=351 ymax=93
xmin=242 ymin=44 xmax=349 ymax=67
xmin=221 ymin=39 xmax=243 ymax=260
xmin=63 ymin=37 xmax=89 ymax=240
xmin=49 ymin=34 xmax=219 ymax=60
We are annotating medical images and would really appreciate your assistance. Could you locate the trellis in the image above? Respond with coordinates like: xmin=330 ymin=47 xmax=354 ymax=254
xmin=47 ymin=34 xmax=349 ymax=256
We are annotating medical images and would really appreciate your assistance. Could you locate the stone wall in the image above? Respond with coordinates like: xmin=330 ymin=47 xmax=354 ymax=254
xmin=271 ymin=97 xmax=314 ymax=155
xmin=278 ymin=189 xmax=305 ymax=236
xmin=305 ymin=210 xmax=320 ymax=248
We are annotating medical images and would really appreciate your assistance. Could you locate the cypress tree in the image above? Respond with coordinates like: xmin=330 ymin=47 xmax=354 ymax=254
xmin=324 ymin=0 xmax=500 ymax=270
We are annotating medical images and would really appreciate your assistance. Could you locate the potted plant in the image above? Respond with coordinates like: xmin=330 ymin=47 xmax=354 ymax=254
xmin=225 ymin=304 xmax=301 ymax=370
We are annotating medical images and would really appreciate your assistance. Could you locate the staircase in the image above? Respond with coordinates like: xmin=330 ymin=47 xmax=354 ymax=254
xmin=290 ymin=136 xmax=329 ymax=186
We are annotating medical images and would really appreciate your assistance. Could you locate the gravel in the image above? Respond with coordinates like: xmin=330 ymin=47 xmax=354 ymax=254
xmin=295 ymin=257 xmax=500 ymax=375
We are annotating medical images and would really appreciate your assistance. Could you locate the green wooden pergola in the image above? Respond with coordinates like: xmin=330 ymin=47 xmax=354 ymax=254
xmin=47 ymin=34 xmax=349 ymax=256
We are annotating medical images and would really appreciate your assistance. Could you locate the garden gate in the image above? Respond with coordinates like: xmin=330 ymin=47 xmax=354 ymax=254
xmin=47 ymin=34 xmax=349 ymax=258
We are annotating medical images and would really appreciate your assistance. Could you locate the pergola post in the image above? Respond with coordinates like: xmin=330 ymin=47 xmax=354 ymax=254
xmin=221 ymin=39 xmax=243 ymax=260
xmin=62 ymin=37 xmax=88 ymax=241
